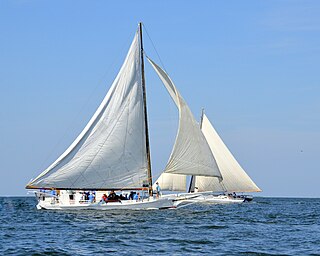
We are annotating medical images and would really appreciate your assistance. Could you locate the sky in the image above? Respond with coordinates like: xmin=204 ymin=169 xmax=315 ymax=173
xmin=1 ymin=0 xmax=319 ymax=197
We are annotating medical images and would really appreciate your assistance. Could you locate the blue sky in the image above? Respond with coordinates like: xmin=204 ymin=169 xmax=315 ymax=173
xmin=1 ymin=0 xmax=319 ymax=196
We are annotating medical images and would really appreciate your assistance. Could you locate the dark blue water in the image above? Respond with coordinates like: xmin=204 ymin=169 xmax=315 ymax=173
xmin=0 ymin=197 xmax=319 ymax=255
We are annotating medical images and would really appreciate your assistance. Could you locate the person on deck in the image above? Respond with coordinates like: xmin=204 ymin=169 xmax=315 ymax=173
xmin=156 ymin=182 xmax=161 ymax=198
xmin=88 ymin=192 xmax=95 ymax=203
xmin=85 ymin=191 xmax=89 ymax=200
xmin=128 ymin=191 xmax=135 ymax=200
xmin=133 ymin=192 xmax=140 ymax=201
xmin=120 ymin=193 xmax=127 ymax=200
xmin=101 ymin=193 xmax=108 ymax=203
xmin=108 ymin=190 xmax=117 ymax=200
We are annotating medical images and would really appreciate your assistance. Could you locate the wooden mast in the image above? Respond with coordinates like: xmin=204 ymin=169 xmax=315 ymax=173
xmin=200 ymin=108 xmax=205 ymax=129
xmin=139 ymin=22 xmax=153 ymax=196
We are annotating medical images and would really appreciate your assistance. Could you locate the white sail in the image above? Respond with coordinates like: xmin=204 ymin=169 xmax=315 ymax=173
xmin=195 ymin=114 xmax=261 ymax=193
xmin=147 ymin=58 xmax=222 ymax=179
xmin=27 ymin=32 xmax=149 ymax=190
xmin=152 ymin=173 xmax=186 ymax=192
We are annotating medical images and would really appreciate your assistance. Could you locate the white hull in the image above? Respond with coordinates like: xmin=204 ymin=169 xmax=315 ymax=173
xmin=35 ymin=192 xmax=188 ymax=210
xmin=184 ymin=194 xmax=245 ymax=204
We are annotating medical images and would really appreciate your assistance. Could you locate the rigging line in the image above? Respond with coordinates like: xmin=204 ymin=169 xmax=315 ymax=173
xmin=143 ymin=27 xmax=180 ymax=184
xmin=220 ymin=181 xmax=227 ymax=192
xmin=37 ymin=30 xmax=135 ymax=173
xmin=142 ymin=24 xmax=168 ymax=74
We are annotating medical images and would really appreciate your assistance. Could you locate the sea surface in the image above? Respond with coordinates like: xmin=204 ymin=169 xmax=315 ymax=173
xmin=0 ymin=197 xmax=319 ymax=255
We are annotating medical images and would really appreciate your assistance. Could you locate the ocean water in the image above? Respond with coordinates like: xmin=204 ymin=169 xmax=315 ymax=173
xmin=0 ymin=197 xmax=319 ymax=255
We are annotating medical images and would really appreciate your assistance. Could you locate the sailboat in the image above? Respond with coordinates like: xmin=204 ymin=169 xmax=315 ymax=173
xmin=25 ymin=23 xmax=223 ymax=210
xmin=148 ymin=60 xmax=261 ymax=204
xmin=151 ymin=101 xmax=261 ymax=204
xmin=185 ymin=110 xmax=262 ymax=204
xmin=152 ymin=110 xmax=262 ymax=204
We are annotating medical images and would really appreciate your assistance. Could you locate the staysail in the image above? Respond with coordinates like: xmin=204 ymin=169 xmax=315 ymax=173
xmin=152 ymin=173 xmax=187 ymax=192
xmin=194 ymin=114 xmax=261 ymax=193
xmin=147 ymin=58 xmax=222 ymax=179
xmin=27 ymin=31 xmax=149 ymax=190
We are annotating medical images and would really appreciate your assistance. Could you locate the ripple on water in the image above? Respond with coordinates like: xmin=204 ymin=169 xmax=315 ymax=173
xmin=0 ymin=197 xmax=320 ymax=255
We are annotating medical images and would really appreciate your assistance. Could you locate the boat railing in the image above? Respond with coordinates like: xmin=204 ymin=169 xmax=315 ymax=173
xmin=79 ymin=199 xmax=95 ymax=204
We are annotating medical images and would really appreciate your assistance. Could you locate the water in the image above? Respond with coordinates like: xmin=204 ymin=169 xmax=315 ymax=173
xmin=0 ymin=197 xmax=319 ymax=255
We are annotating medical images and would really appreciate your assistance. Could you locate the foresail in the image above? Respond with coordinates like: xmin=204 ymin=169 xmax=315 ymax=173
xmin=153 ymin=173 xmax=186 ymax=192
xmin=147 ymin=58 xmax=222 ymax=179
xmin=195 ymin=114 xmax=261 ymax=193
xmin=27 ymin=32 xmax=149 ymax=190
xmin=193 ymin=176 xmax=225 ymax=193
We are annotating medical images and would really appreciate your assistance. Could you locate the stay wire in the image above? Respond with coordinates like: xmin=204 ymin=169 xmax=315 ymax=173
xmin=142 ymin=24 xmax=178 ymax=180
xmin=142 ymin=24 xmax=168 ymax=74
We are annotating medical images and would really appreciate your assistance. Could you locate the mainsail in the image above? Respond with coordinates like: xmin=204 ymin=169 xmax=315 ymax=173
xmin=194 ymin=114 xmax=261 ymax=193
xmin=27 ymin=31 xmax=149 ymax=190
xmin=147 ymin=58 xmax=222 ymax=179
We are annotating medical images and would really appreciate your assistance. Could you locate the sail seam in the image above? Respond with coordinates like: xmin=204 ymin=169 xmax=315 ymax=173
xmin=70 ymin=84 xmax=136 ymax=188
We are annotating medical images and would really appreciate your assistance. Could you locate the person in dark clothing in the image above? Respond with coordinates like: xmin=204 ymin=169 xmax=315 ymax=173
xmin=119 ymin=193 xmax=128 ymax=200
xmin=128 ymin=191 xmax=136 ymax=200
xmin=85 ymin=191 xmax=90 ymax=200
xmin=108 ymin=190 xmax=117 ymax=200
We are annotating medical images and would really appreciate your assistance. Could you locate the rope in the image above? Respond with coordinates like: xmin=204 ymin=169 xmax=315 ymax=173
xmin=142 ymin=24 xmax=168 ymax=73
xmin=142 ymin=24 xmax=179 ymax=179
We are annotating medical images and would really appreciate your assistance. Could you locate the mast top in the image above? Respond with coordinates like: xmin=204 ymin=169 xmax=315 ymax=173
xmin=138 ymin=22 xmax=143 ymax=35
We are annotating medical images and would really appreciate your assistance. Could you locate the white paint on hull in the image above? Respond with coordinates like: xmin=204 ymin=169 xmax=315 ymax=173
xmin=35 ymin=192 xmax=186 ymax=210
